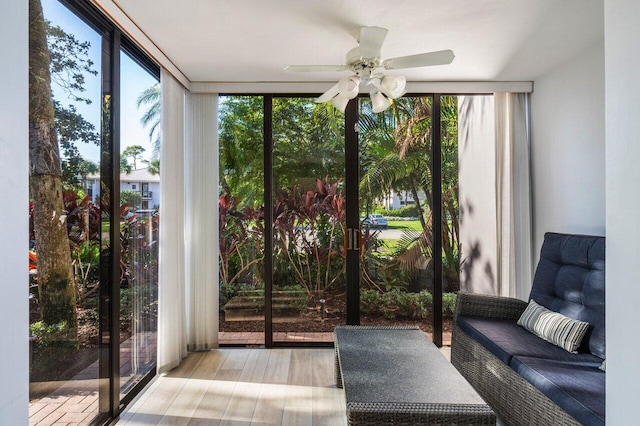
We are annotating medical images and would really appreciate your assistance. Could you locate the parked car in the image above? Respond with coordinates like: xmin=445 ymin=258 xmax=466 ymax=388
xmin=362 ymin=214 xmax=388 ymax=229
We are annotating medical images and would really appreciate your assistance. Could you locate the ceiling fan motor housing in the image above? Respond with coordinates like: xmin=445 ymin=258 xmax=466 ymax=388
xmin=346 ymin=47 xmax=380 ymax=77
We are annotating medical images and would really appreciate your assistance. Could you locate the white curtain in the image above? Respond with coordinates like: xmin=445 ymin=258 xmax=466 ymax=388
xmin=494 ymin=92 xmax=533 ymax=300
xmin=157 ymin=69 xmax=187 ymax=373
xmin=185 ymin=93 xmax=219 ymax=350
xmin=458 ymin=95 xmax=498 ymax=295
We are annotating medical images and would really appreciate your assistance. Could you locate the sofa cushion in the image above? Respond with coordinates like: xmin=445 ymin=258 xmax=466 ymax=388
xmin=517 ymin=299 xmax=590 ymax=353
xmin=530 ymin=232 xmax=605 ymax=358
xmin=511 ymin=355 xmax=605 ymax=426
xmin=457 ymin=316 xmax=602 ymax=366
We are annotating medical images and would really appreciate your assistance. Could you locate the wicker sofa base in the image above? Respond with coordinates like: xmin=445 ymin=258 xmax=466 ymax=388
xmin=451 ymin=325 xmax=581 ymax=426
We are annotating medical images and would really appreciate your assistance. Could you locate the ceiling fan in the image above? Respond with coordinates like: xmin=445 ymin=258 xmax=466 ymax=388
xmin=285 ymin=26 xmax=455 ymax=113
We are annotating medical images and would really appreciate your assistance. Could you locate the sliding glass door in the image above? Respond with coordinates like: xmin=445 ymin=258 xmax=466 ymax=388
xmin=358 ymin=96 xmax=436 ymax=337
xmin=118 ymin=49 xmax=160 ymax=399
xmin=29 ymin=2 xmax=105 ymax=423
xmin=218 ymin=96 xmax=266 ymax=345
xmin=357 ymin=95 xmax=461 ymax=344
xmin=218 ymin=94 xmax=459 ymax=347
xmin=270 ymin=96 xmax=347 ymax=344
xmin=28 ymin=1 xmax=160 ymax=423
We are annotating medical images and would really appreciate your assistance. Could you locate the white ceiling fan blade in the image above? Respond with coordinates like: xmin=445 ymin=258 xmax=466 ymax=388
xmin=316 ymin=83 xmax=340 ymax=103
xmin=383 ymin=50 xmax=455 ymax=70
xmin=285 ymin=65 xmax=347 ymax=72
xmin=358 ymin=26 xmax=388 ymax=59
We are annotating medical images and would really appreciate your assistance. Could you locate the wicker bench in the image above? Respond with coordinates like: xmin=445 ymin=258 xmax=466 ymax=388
xmin=334 ymin=325 xmax=495 ymax=425
xmin=451 ymin=233 xmax=606 ymax=425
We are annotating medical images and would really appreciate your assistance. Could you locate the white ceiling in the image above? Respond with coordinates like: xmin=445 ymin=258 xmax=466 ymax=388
xmin=112 ymin=0 xmax=603 ymax=83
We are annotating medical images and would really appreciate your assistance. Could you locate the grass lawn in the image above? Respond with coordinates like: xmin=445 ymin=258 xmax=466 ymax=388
xmin=376 ymin=220 xmax=422 ymax=253
xmin=387 ymin=220 xmax=422 ymax=231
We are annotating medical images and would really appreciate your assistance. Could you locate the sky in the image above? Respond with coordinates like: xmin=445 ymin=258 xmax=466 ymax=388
xmin=42 ymin=0 xmax=159 ymax=166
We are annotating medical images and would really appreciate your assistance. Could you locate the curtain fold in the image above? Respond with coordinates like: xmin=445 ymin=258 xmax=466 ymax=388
xmin=185 ymin=93 xmax=219 ymax=350
xmin=494 ymin=92 xmax=533 ymax=300
xmin=458 ymin=95 xmax=498 ymax=295
xmin=157 ymin=69 xmax=187 ymax=373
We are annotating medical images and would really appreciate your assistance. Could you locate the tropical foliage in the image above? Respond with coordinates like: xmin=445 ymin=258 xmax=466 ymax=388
xmin=273 ymin=176 xmax=346 ymax=296
xmin=359 ymin=96 xmax=460 ymax=292
xmin=218 ymin=95 xmax=461 ymax=320
xmin=136 ymin=83 xmax=161 ymax=156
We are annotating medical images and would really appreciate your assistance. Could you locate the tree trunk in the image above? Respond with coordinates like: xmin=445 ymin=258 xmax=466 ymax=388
xmin=408 ymin=176 xmax=427 ymax=230
xmin=29 ymin=0 xmax=77 ymax=333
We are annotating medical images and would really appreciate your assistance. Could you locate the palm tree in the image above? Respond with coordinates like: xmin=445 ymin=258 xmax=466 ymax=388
xmin=78 ymin=159 xmax=98 ymax=180
xmin=358 ymin=96 xmax=460 ymax=290
xmin=136 ymin=83 xmax=161 ymax=157
xmin=146 ymin=159 xmax=160 ymax=175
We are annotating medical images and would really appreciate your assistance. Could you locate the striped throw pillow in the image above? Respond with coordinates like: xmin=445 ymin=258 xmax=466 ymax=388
xmin=517 ymin=299 xmax=590 ymax=353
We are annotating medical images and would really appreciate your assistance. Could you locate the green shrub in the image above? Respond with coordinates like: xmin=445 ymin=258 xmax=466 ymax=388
xmin=373 ymin=205 xmax=419 ymax=218
xmin=29 ymin=321 xmax=74 ymax=347
xmin=395 ymin=291 xmax=427 ymax=320
xmin=360 ymin=290 xmax=457 ymax=320
xmin=443 ymin=292 xmax=457 ymax=318
xmin=220 ymin=282 xmax=241 ymax=306
xmin=360 ymin=288 xmax=383 ymax=316
xmin=120 ymin=189 xmax=142 ymax=208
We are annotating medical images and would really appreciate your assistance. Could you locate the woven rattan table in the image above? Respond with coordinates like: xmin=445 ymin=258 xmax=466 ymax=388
xmin=334 ymin=325 xmax=495 ymax=425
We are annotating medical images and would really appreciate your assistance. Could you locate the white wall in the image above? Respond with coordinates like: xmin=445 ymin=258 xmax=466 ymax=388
xmin=530 ymin=42 xmax=606 ymax=258
xmin=605 ymin=0 xmax=640 ymax=423
xmin=458 ymin=95 xmax=498 ymax=295
xmin=0 ymin=2 xmax=28 ymax=424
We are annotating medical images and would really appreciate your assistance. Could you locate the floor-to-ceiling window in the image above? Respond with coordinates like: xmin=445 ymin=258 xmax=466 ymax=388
xmin=217 ymin=94 xmax=460 ymax=346
xmin=29 ymin=1 xmax=104 ymax=423
xmin=28 ymin=1 xmax=159 ymax=423
xmin=271 ymin=96 xmax=347 ymax=344
xmin=218 ymin=96 xmax=266 ymax=345
xmin=118 ymin=49 xmax=160 ymax=398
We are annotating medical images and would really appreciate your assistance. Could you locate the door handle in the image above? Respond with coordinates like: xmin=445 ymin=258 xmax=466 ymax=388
xmin=346 ymin=228 xmax=360 ymax=251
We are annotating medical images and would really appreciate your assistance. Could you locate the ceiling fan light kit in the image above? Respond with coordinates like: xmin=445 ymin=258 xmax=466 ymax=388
xmin=370 ymin=90 xmax=391 ymax=113
xmin=338 ymin=76 xmax=361 ymax=99
xmin=379 ymin=75 xmax=407 ymax=98
xmin=285 ymin=26 xmax=454 ymax=114
xmin=331 ymin=94 xmax=351 ymax=112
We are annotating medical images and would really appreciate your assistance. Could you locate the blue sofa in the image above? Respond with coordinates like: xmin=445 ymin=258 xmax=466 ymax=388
xmin=451 ymin=232 xmax=605 ymax=425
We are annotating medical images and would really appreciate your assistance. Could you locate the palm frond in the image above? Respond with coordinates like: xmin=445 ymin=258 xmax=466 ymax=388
xmin=393 ymin=228 xmax=434 ymax=273
xmin=136 ymin=84 xmax=160 ymax=109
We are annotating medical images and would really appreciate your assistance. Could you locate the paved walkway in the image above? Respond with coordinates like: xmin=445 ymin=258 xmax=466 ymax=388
xmin=29 ymin=332 xmax=157 ymax=426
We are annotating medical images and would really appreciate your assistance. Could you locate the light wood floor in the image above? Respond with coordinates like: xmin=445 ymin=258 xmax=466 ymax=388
xmin=116 ymin=348 xmax=348 ymax=425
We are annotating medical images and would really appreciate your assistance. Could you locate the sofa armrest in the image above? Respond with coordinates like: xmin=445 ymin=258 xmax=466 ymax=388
xmin=454 ymin=292 xmax=528 ymax=323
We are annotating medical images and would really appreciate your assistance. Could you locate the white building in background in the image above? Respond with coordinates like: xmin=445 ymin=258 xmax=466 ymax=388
xmin=379 ymin=189 xmax=427 ymax=210
xmin=84 ymin=167 xmax=160 ymax=210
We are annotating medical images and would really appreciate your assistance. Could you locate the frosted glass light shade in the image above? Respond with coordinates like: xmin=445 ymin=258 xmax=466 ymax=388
xmin=331 ymin=93 xmax=350 ymax=113
xmin=380 ymin=75 xmax=406 ymax=99
xmin=338 ymin=76 xmax=360 ymax=99
xmin=370 ymin=91 xmax=391 ymax=113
